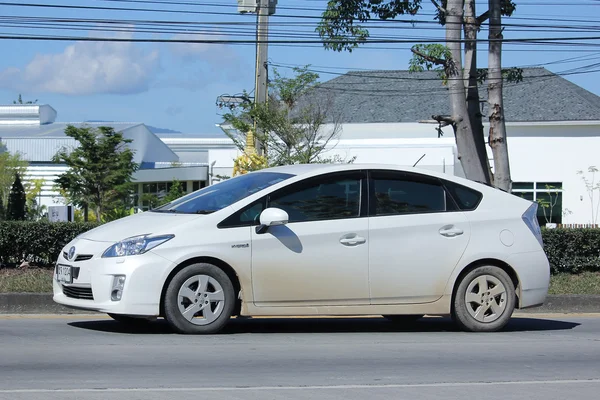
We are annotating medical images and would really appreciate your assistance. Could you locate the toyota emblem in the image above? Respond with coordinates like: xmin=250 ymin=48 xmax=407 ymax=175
xmin=68 ymin=246 xmax=76 ymax=260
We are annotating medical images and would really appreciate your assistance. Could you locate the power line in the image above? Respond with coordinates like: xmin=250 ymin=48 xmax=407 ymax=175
xmin=0 ymin=31 xmax=599 ymax=44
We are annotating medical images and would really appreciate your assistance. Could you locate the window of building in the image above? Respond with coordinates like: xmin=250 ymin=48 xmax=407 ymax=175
xmin=512 ymin=182 xmax=563 ymax=225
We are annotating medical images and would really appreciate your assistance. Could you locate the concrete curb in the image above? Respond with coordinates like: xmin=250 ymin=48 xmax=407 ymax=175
xmin=0 ymin=293 xmax=96 ymax=314
xmin=1 ymin=293 xmax=600 ymax=315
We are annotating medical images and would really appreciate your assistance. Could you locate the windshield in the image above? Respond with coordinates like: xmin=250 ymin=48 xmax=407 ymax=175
xmin=152 ymin=172 xmax=294 ymax=214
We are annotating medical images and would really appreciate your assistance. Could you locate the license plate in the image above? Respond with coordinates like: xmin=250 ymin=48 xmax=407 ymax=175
xmin=56 ymin=265 xmax=72 ymax=284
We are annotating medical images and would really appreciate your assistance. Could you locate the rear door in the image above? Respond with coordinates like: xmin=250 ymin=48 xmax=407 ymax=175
xmin=367 ymin=170 xmax=471 ymax=304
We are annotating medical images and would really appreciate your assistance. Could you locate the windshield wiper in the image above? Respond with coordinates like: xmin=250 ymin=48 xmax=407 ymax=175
xmin=150 ymin=209 xmax=216 ymax=214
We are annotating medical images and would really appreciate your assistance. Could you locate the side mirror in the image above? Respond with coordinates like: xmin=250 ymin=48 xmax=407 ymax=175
xmin=256 ymin=207 xmax=289 ymax=234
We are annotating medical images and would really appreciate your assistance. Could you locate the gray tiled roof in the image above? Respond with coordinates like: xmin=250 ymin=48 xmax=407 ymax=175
xmin=311 ymin=67 xmax=600 ymax=123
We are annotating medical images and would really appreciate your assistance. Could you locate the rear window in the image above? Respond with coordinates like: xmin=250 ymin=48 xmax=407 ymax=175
xmin=443 ymin=180 xmax=483 ymax=211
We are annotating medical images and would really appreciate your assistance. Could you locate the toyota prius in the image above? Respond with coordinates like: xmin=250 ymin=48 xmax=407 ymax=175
xmin=54 ymin=164 xmax=550 ymax=333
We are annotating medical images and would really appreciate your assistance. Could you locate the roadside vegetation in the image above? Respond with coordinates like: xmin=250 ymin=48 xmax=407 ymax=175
xmin=1 ymin=225 xmax=599 ymax=294
xmin=2 ymin=269 xmax=599 ymax=295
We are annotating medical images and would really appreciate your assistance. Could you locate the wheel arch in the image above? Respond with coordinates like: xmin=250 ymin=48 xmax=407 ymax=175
xmin=159 ymin=256 xmax=243 ymax=317
xmin=450 ymin=258 xmax=522 ymax=314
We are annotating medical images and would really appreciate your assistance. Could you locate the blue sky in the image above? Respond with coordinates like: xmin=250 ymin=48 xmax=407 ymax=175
xmin=0 ymin=0 xmax=599 ymax=134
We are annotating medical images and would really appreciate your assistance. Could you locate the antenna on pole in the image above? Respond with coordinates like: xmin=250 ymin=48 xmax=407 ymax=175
xmin=413 ymin=154 xmax=426 ymax=167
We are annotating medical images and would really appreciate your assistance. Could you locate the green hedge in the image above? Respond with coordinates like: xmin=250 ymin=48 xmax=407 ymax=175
xmin=0 ymin=222 xmax=599 ymax=274
xmin=542 ymin=228 xmax=600 ymax=274
xmin=0 ymin=221 xmax=100 ymax=267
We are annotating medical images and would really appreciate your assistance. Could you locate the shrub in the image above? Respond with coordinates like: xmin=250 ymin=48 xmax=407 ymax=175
xmin=0 ymin=222 xmax=599 ymax=275
xmin=0 ymin=221 xmax=100 ymax=267
xmin=542 ymin=228 xmax=600 ymax=274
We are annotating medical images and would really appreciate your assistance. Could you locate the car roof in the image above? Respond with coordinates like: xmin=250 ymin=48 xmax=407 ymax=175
xmin=259 ymin=163 xmax=501 ymax=193
xmin=262 ymin=163 xmax=450 ymax=180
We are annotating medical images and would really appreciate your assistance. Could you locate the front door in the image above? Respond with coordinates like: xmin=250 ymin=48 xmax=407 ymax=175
xmin=251 ymin=171 xmax=370 ymax=307
xmin=367 ymin=170 xmax=471 ymax=304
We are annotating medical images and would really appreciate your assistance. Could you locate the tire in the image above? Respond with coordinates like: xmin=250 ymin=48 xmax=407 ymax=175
xmin=107 ymin=314 xmax=151 ymax=325
xmin=382 ymin=315 xmax=424 ymax=323
xmin=164 ymin=263 xmax=235 ymax=334
xmin=452 ymin=265 xmax=516 ymax=332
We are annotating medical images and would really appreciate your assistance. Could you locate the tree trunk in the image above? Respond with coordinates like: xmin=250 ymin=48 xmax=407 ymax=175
xmin=487 ymin=0 xmax=511 ymax=191
xmin=445 ymin=0 xmax=488 ymax=183
xmin=463 ymin=0 xmax=493 ymax=185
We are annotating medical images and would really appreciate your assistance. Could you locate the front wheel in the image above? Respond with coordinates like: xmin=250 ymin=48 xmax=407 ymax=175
xmin=163 ymin=263 xmax=235 ymax=334
xmin=452 ymin=266 xmax=516 ymax=332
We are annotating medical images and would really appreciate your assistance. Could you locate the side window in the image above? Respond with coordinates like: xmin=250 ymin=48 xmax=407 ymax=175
xmin=371 ymin=171 xmax=446 ymax=216
xmin=218 ymin=199 xmax=266 ymax=228
xmin=443 ymin=180 xmax=483 ymax=211
xmin=268 ymin=173 xmax=362 ymax=223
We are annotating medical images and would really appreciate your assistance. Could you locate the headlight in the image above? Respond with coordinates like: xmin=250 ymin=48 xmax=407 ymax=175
xmin=102 ymin=234 xmax=174 ymax=258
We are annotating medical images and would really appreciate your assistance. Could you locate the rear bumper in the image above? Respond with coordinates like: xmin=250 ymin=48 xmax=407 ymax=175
xmin=509 ymin=250 xmax=550 ymax=309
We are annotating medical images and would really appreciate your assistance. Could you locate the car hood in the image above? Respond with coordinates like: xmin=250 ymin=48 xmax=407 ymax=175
xmin=79 ymin=212 xmax=203 ymax=243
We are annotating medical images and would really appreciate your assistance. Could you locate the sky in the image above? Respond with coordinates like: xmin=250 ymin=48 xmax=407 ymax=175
xmin=0 ymin=0 xmax=599 ymax=135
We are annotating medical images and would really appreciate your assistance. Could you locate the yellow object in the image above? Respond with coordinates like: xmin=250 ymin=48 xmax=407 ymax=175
xmin=233 ymin=153 xmax=268 ymax=176
xmin=232 ymin=129 xmax=268 ymax=176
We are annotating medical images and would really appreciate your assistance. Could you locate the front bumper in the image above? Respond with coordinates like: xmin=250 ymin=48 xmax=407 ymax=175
xmin=53 ymin=240 xmax=174 ymax=316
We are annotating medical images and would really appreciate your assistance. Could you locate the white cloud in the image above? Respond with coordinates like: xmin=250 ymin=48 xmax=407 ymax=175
xmin=0 ymin=37 xmax=160 ymax=95
xmin=168 ymin=34 xmax=239 ymax=66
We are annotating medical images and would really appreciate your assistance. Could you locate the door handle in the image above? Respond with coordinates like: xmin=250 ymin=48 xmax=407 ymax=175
xmin=439 ymin=226 xmax=464 ymax=237
xmin=340 ymin=234 xmax=366 ymax=246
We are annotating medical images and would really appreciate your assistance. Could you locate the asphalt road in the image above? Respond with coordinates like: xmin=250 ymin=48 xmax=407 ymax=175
xmin=1 ymin=314 xmax=600 ymax=400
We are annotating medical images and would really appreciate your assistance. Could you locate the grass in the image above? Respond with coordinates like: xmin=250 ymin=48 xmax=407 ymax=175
xmin=1 ymin=268 xmax=600 ymax=295
xmin=548 ymin=272 xmax=600 ymax=295
xmin=0 ymin=268 xmax=53 ymax=293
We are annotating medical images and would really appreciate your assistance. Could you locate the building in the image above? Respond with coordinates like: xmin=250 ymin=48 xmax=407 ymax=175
xmin=2 ymin=67 xmax=599 ymax=225
xmin=0 ymin=104 xmax=231 ymax=211
xmin=314 ymin=67 xmax=600 ymax=226
xmin=181 ymin=67 xmax=599 ymax=226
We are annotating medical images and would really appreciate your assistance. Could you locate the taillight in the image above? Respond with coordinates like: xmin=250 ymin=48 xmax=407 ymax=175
xmin=522 ymin=203 xmax=544 ymax=248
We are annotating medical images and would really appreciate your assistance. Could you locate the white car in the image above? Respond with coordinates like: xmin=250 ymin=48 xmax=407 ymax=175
xmin=53 ymin=164 xmax=550 ymax=333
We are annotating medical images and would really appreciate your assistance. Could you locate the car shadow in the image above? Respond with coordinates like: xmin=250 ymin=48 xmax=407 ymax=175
xmin=68 ymin=315 xmax=580 ymax=335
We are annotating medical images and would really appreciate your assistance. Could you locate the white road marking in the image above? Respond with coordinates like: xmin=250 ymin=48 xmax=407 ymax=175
xmin=2 ymin=379 xmax=600 ymax=393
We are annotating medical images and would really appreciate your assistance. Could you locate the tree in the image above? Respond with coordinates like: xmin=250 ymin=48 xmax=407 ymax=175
xmin=487 ymin=0 xmax=511 ymax=191
xmin=53 ymin=125 xmax=139 ymax=221
xmin=222 ymin=66 xmax=346 ymax=174
xmin=13 ymin=94 xmax=38 ymax=104
xmin=317 ymin=0 xmax=517 ymax=190
xmin=7 ymin=174 xmax=27 ymax=220
xmin=0 ymin=147 xmax=28 ymax=214
xmin=24 ymin=178 xmax=47 ymax=221
xmin=577 ymin=166 xmax=600 ymax=226
xmin=140 ymin=180 xmax=187 ymax=210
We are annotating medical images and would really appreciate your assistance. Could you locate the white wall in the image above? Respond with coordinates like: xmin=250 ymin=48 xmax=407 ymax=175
xmin=23 ymin=164 xmax=68 ymax=209
xmin=167 ymin=121 xmax=600 ymax=225
xmin=208 ymin=147 xmax=241 ymax=179
xmin=503 ymin=136 xmax=600 ymax=225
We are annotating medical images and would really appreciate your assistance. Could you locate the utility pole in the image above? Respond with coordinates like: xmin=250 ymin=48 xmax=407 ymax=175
xmin=252 ymin=0 xmax=270 ymax=156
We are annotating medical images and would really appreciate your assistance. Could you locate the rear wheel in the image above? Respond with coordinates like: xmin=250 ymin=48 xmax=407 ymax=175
xmin=382 ymin=315 xmax=424 ymax=324
xmin=163 ymin=263 xmax=235 ymax=334
xmin=452 ymin=265 xmax=516 ymax=332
